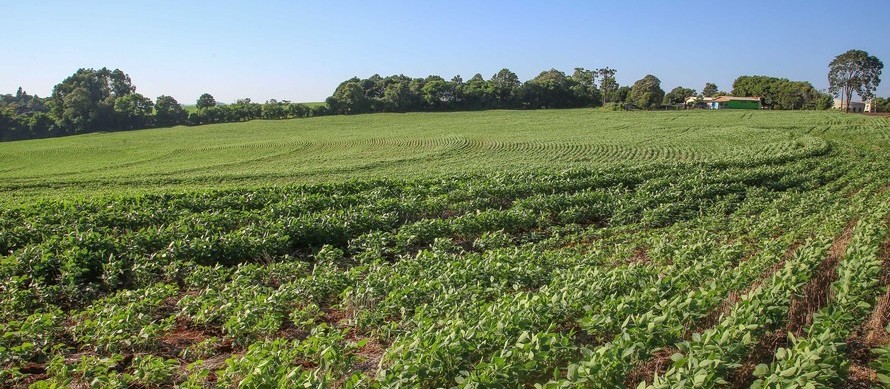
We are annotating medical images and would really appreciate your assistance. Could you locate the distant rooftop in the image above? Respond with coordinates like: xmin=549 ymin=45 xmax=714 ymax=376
xmin=714 ymin=96 xmax=761 ymax=102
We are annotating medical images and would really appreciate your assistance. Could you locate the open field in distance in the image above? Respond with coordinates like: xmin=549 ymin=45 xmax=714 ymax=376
xmin=0 ymin=110 xmax=880 ymax=203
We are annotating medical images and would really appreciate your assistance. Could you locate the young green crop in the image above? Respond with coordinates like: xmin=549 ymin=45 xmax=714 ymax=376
xmin=1 ymin=110 xmax=889 ymax=388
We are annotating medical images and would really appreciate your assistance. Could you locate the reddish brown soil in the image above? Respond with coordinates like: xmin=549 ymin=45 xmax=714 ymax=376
xmin=727 ymin=329 xmax=788 ymax=388
xmin=630 ymin=246 xmax=652 ymax=265
xmin=353 ymin=336 xmax=387 ymax=378
xmin=624 ymin=347 xmax=677 ymax=388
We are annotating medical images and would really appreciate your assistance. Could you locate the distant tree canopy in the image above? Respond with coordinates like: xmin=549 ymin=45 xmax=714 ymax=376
xmin=49 ymin=67 xmax=135 ymax=133
xmin=0 ymin=68 xmax=326 ymax=141
xmin=664 ymin=86 xmax=697 ymax=106
xmin=702 ymin=83 xmax=719 ymax=97
xmin=154 ymin=95 xmax=188 ymax=127
xmin=196 ymin=93 xmax=217 ymax=110
xmin=323 ymin=67 xmax=615 ymax=115
xmin=731 ymin=76 xmax=832 ymax=110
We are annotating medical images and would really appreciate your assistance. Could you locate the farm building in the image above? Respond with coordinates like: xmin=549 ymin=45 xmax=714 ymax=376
xmin=833 ymin=99 xmax=866 ymax=113
xmin=865 ymin=99 xmax=876 ymax=113
xmin=708 ymin=96 xmax=762 ymax=110
xmin=685 ymin=96 xmax=716 ymax=108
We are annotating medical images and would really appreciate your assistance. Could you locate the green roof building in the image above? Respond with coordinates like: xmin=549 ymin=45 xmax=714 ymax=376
xmin=709 ymin=96 xmax=763 ymax=110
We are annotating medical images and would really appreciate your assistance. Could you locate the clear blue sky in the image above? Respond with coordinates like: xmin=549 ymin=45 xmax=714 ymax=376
xmin=3 ymin=1 xmax=889 ymax=104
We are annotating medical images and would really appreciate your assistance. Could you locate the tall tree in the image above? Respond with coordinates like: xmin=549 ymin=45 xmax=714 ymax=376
xmin=109 ymin=69 xmax=135 ymax=97
xmin=629 ymin=75 xmax=665 ymax=109
xmin=596 ymin=67 xmax=618 ymax=103
xmin=828 ymin=49 xmax=883 ymax=112
xmin=571 ymin=68 xmax=601 ymax=107
xmin=196 ymin=93 xmax=217 ymax=110
xmin=490 ymin=68 xmax=521 ymax=108
xmin=49 ymin=67 xmax=133 ymax=133
xmin=702 ymin=83 xmax=718 ymax=97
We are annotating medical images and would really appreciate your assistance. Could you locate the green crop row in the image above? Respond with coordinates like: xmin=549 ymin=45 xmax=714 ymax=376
xmin=752 ymin=212 xmax=889 ymax=387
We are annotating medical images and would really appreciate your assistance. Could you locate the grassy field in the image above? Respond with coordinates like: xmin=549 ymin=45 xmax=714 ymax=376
xmin=0 ymin=109 xmax=866 ymax=202
xmin=2 ymin=109 xmax=890 ymax=388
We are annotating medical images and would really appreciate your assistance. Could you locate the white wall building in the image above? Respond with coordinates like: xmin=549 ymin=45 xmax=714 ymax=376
xmin=865 ymin=99 xmax=876 ymax=113
xmin=833 ymin=99 xmax=866 ymax=113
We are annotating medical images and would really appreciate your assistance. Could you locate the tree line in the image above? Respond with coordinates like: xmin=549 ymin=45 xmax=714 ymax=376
xmin=0 ymin=60 xmax=879 ymax=142
xmin=0 ymin=68 xmax=334 ymax=141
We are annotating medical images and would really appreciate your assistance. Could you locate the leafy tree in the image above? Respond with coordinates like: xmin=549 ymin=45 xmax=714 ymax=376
xmin=196 ymin=93 xmax=217 ymax=110
xmin=421 ymin=77 xmax=450 ymax=110
xmin=828 ymin=49 xmax=883 ymax=112
xmin=813 ymin=92 xmax=834 ymax=110
xmin=382 ymin=80 xmax=414 ymax=112
xmin=490 ymin=68 xmax=521 ymax=108
xmin=0 ymin=109 xmax=19 ymax=140
xmin=55 ymin=86 xmax=97 ymax=133
xmin=362 ymin=74 xmax=386 ymax=101
xmin=27 ymin=112 xmax=56 ymax=138
xmin=262 ymin=99 xmax=287 ymax=119
xmin=1 ymin=88 xmax=49 ymax=116
xmin=664 ymin=86 xmax=697 ymax=106
xmin=113 ymin=93 xmax=154 ymax=129
xmin=287 ymin=103 xmax=310 ymax=118
xmin=629 ymin=75 xmax=665 ymax=109
xmin=49 ymin=67 xmax=134 ymax=133
xmin=193 ymin=105 xmax=229 ymax=124
xmin=614 ymin=86 xmax=632 ymax=104
xmin=327 ymin=81 xmax=371 ymax=115
xmin=229 ymin=98 xmax=262 ymax=121
xmin=571 ymin=68 xmax=602 ymax=107
xmin=448 ymin=75 xmax=465 ymax=108
xmin=109 ymin=69 xmax=135 ymax=97
xmin=596 ymin=68 xmax=618 ymax=103
xmin=733 ymin=76 xmax=830 ymax=110
xmin=702 ymin=83 xmax=718 ymax=97
xmin=522 ymin=69 xmax=581 ymax=109
xmin=872 ymin=97 xmax=890 ymax=112
xmin=154 ymin=95 xmax=187 ymax=127
xmin=187 ymin=112 xmax=200 ymax=125
xmin=309 ymin=104 xmax=329 ymax=117
xmin=463 ymin=74 xmax=490 ymax=110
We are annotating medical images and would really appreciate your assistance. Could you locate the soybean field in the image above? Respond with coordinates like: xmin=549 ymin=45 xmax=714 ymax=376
xmin=2 ymin=110 xmax=890 ymax=388
xmin=0 ymin=110 xmax=836 ymax=202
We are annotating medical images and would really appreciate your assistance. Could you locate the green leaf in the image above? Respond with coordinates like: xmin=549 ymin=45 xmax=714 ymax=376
xmin=752 ymin=363 xmax=769 ymax=377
